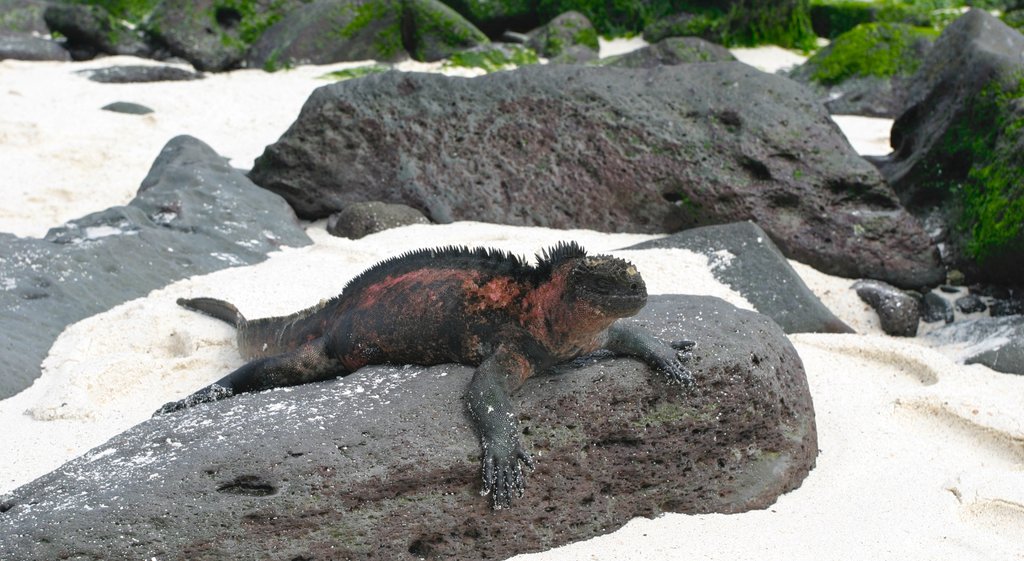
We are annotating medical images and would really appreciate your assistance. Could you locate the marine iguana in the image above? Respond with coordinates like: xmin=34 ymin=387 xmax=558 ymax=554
xmin=158 ymin=242 xmax=694 ymax=508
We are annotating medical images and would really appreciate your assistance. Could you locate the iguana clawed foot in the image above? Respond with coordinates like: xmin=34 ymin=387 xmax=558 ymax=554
xmin=154 ymin=384 xmax=234 ymax=416
xmin=657 ymin=339 xmax=696 ymax=386
xmin=480 ymin=438 xmax=535 ymax=509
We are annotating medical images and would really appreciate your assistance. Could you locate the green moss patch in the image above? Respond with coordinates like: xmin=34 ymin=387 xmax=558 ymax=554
xmin=444 ymin=44 xmax=538 ymax=73
xmin=808 ymin=22 xmax=937 ymax=85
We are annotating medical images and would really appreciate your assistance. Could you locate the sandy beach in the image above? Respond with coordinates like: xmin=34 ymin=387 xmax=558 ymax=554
xmin=1 ymin=44 xmax=1022 ymax=560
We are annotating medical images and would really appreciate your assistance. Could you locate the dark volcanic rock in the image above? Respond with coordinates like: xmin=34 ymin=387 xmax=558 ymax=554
xmin=955 ymin=293 xmax=987 ymax=314
xmin=0 ymin=295 xmax=817 ymax=560
xmin=145 ymin=0 xmax=308 ymax=71
xmin=0 ymin=0 xmax=51 ymax=35
xmin=249 ymin=63 xmax=942 ymax=289
xmin=871 ymin=10 xmax=1024 ymax=284
xmin=0 ymin=30 xmax=68 ymax=61
xmin=101 ymin=101 xmax=154 ymax=114
xmin=853 ymin=279 xmax=921 ymax=336
xmin=923 ymin=315 xmax=1024 ymax=375
xmin=526 ymin=11 xmax=598 ymax=59
xmin=921 ymin=292 xmax=954 ymax=324
xmin=625 ymin=221 xmax=852 ymax=334
xmin=82 ymin=64 xmax=204 ymax=83
xmin=787 ymin=22 xmax=936 ymax=118
xmin=246 ymin=0 xmax=488 ymax=69
xmin=602 ymin=37 xmax=735 ymax=68
xmin=0 ymin=136 xmax=310 ymax=400
xmin=43 ymin=3 xmax=150 ymax=60
xmin=326 ymin=201 xmax=430 ymax=238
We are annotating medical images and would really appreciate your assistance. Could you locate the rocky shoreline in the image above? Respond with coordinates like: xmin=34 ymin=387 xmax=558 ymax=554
xmin=1 ymin=2 xmax=1022 ymax=560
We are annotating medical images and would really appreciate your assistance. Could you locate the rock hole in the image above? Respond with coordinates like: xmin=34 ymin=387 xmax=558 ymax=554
xmin=661 ymin=191 xmax=683 ymax=204
xmin=739 ymin=156 xmax=772 ymax=181
xmin=0 ymin=500 xmax=14 ymax=514
xmin=716 ymin=458 xmax=727 ymax=468
xmin=216 ymin=475 xmax=278 ymax=497
xmin=408 ymin=534 xmax=443 ymax=558
xmin=215 ymin=7 xmax=242 ymax=29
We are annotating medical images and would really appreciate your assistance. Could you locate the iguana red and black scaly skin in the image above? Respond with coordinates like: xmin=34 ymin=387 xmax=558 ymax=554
xmin=157 ymin=242 xmax=694 ymax=508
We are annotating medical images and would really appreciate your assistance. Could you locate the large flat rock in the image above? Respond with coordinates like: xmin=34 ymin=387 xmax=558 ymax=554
xmin=0 ymin=295 xmax=817 ymax=560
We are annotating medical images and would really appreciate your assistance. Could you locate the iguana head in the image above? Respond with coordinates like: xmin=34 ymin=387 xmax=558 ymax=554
xmin=567 ymin=254 xmax=647 ymax=317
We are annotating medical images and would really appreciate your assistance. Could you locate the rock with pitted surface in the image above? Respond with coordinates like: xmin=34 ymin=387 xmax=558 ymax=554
xmin=0 ymin=136 xmax=310 ymax=400
xmin=853 ymin=279 xmax=921 ymax=336
xmin=0 ymin=295 xmax=817 ymax=560
xmin=249 ymin=63 xmax=942 ymax=289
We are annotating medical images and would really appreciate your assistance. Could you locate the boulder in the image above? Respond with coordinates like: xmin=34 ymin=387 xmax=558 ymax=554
xmin=442 ymin=0 xmax=536 ymax=37
xmin=0 ymin=29 xmax=68 ymax=61
xmin=0 ymin=0 xmax=51 ymax=34
xmin=81 ymin=64 xmax=204 ymax=83
xmin=444 ymin=42 xmax=537 ymax=72
xmin=787 ymin=22 xmax=937 ymax=118
xmin=0 ymin=136 xmax=311 ymax=400
xmin=526 ymin=11 xmax=598 ymax=59
xmin=0 ymin=295 xmax=818 ymax=560
xmin=641 ymin=0 xmax=816 ymax=49
xmin=625 ymin=222 xmax=852 ymax=334
xmin=42 ymin=3 xmax=150 ymax=60
xmin=871 ymin=10 xmax=1024 ymax=285
xmin=249 ymin=63 xmax=943 ymax=289
xmin=853 ymin=279 xmax=921 ymax=337
xmin=246 ymin=0 xmax=488 ymax=69
xmin=923 ymin=315 xmax=1024 ymax=375
xmin=326 ymin=201 xmax=430 ymax=238
xmin=145 ymin=0 xmax=308 ymax=71
xmin=602 ymin=36 xmax=735 ymax=68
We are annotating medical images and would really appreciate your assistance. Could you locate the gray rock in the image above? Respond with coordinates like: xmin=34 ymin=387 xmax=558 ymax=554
xmin=145 ymin=0 xmax=308 ymax=71
xmin=923 ymin=315 xmax=1024 ymax=375
xmin=871 ymin=10 xmax=1024 ymax=284
xmin=0 ymin=0 xmax=51 ymax=35
xmin=0 ymin=295 xmax=818 ymax=560
xmin=625 ymin=221 xmax=853 ymax=334
xmin=0 ymin=136 xmax=311 ymax=400
xmin=955 ymin=293 xmax=987 ymax=314
xmin=82 ymin=64 xmax=204 ymax=83
xmin=921 ymin=291 xmax=954 ymax=324
xmin=0 ymin=29 xmax=68 ymax=61
xmin=527 ymin=11 xmax=598 ymax=59
xmin=246 ymin=0 xmax=488 ymax=70
xmin=42 ymin=3 xmax=150 ymax=60
xmin=602 ymin=36 xmax=735 ymax=68
xmin=101 ymin=101 xmax=154 ymax=114
xmin=249 ymin=63 xmax=943 ymax=289
xmin=853 ymin=279 xmax=921 ymax=336
xmin=326 ymin=201 xmax=430 ymax=238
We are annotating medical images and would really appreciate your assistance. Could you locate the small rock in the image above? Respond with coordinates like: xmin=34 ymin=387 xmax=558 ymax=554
xmin=955 ymin=294 xmax=987 ymax=314
xmin=921 ymin=292 xmax=954 ymax=324
xmin=326 ymin=202 xmax=429 ymax=239
xmin=101 ymin=101 xmax=154 ymax=115
xmin=83 ymin=65 xmax=204 ymax=83
xmin=853 ymin=279 xmax=921 ymax=337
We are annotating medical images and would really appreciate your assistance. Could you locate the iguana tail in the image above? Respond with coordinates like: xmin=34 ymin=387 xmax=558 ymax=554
xmin=177 ymin=297 xmax=244 ymax=327
xmin=178 ymin=296 xmax=334 ymax=361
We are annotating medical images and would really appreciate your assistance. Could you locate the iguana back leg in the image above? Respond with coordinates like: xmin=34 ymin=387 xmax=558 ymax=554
xmin=156 ymin=337 xmax=343 ymax=414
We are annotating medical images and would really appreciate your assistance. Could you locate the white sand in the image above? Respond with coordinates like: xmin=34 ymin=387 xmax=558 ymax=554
xmin=1 ymin=54 xmax=1022 ymax=560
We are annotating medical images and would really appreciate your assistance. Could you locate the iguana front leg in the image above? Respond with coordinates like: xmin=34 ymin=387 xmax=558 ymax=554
xmin=465 ymin=344 xmax=536 ymax=509
xmin=156 ymin=338 xmax=341 ymax=415
xmin=604 ymin=322 xmax=696 ymax=386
